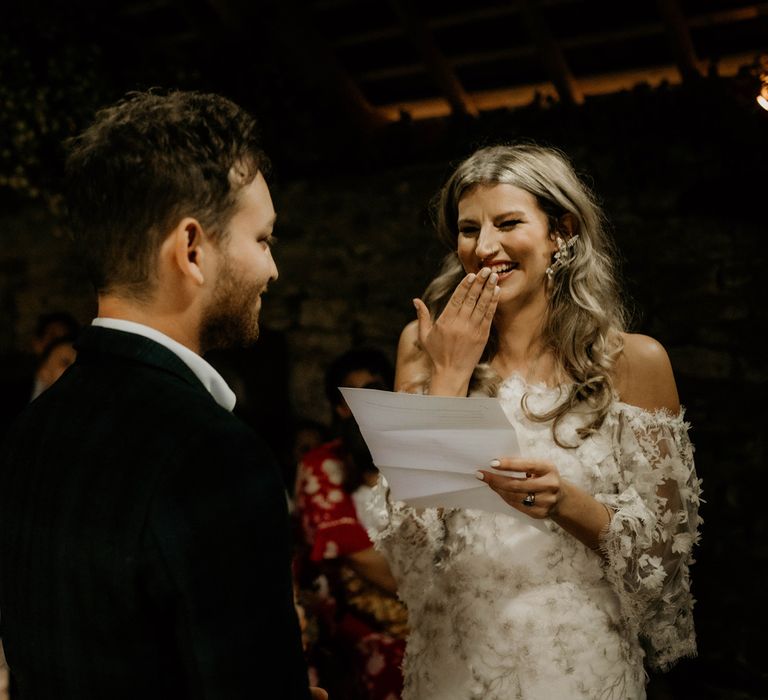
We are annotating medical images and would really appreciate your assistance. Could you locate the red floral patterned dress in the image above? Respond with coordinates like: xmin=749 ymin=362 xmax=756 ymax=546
xmin=294 ymin=439 xmax=407 ymax=700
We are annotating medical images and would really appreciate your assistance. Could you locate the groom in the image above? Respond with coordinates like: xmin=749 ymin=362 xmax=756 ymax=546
xmin=0 ymin=91 xmax=325 ymax=699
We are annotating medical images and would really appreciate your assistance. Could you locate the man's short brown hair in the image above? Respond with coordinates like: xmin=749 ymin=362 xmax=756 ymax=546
xmin=64 ymin=89 xmax=270 ymax=298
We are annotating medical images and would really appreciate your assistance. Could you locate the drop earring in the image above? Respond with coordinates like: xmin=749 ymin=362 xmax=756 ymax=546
xmin=545 ymin=235 xmax=579 ymax=280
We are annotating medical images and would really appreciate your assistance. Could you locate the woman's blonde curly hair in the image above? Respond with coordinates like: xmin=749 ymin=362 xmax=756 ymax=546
xmin=421 ymin=142 xmax=630 ymax=447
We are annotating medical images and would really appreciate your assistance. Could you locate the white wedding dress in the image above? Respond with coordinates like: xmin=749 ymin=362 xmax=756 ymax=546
xmin=369 ymin=374 xmax=702 ymax=700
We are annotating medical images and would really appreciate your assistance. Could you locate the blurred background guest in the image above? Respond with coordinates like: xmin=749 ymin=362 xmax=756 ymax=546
xmin=29 ymin=311 xmax=81 ymax=361
xmin=0 ymin=311 xmax=80 ymax=438
xmin=287 ymin=418 xmax=331 ymax=512
xmin=29 ymin=334 xmax=77 ymax=400
xmin=293 ymin=347 xmax=407 ymax=700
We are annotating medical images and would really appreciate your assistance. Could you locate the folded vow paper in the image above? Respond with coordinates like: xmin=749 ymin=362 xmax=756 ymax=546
xmin=339 ymin=387 xmax=549 ymax=532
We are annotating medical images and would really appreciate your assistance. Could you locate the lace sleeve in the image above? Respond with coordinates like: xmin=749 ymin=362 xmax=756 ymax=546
xmin=365 ymin=476 xmax=442 ymax=605
xmin=597 ymin=407 xmax=703 ymax=671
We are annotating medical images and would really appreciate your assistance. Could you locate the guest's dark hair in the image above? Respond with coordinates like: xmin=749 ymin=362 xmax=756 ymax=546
xmin=322 ymin=348 xmax=394 ymax=493
xmin=34 ymin=311 xmax=80 ymax=339
xmin=324 ymin=347 xmax=394 ymax=408
xmin=63 ymin=89 xmax=270 ymax=299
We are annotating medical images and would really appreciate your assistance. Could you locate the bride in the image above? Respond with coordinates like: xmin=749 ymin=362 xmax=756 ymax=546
xmin=371 ymin=143 xmax=702 ymax=699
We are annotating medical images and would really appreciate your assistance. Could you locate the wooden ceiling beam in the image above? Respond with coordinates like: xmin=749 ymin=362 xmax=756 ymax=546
xmin=564 ymin=4 xmax=768 ymax=47
xmin=204 ymin=0 xmax=390 ymax=131
xmin=361 ymin=45 xmax=536 ymax=82
xmin=335 ymin=2 xmax=767 ymax=60
xmin=426 ymin=0 xmax=582 ymax=30
xmin=333 ymin=26 xmax=401 ymax=48
xmin=331 ymin=0 xmax=582 ymax=48
xmin=656 ymin=0 xmax=703 ymax=81
xmin=520 ymin=0 xmax=583 ymax=106
xmin=118 ymin=1 xmax=173 ymax=16
xmin=688 ymin=3 xmax=768 ymax=28
xmin=388 ymin=0 xmax=478 ymax=117
xmin=356 ymin=3 xmax=768 ymax=83
xmin=383 ymin=50 xmax=757 ymax=120
xmin=317 ymin=0 xmax=578 ymax=20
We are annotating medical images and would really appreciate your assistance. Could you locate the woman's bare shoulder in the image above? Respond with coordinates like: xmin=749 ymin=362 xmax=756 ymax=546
xmin=395 ymin=320 xmax=429 ymax=392
xmin=614 ymin=332 xmax=680 ymax=413
xmin=398 ymin=319 xmax=420 ymax=350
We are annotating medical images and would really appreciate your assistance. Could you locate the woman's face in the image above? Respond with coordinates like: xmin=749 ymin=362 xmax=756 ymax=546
xmin=456 ymin=183 xmax=556 ymax=310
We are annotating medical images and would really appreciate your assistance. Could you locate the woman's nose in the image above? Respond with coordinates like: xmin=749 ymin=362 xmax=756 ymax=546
xmin=475 ymin=225 xmax=500 ymax=259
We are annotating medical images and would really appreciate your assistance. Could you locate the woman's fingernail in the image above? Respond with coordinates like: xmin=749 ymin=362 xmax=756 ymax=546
xmin=489 ymin=272 xmax=498 ymax=284
xmin=467 ymin=273 xmax=476 ymax=283
xmin=479 ymin=267 xmax=491 ymax=278
xmin=489 ymin=459 xmax=500 ymax=467
xmin=475 ymin=471 xmax=485 ymax=480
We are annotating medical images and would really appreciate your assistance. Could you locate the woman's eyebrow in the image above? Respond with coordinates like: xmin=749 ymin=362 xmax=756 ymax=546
xmin=458 ymin=211 xmax=526 ymax=226
xmin=493 ymin=210 xmax=526 ymax=220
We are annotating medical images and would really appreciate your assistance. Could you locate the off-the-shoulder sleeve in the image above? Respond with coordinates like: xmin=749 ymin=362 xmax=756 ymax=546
xmin=596 ymin=406 xmax=703 ymax=671
xmin=366 ymin=476 xmax=443 ymax=605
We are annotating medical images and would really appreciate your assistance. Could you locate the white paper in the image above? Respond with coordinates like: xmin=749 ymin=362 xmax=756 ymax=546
xmin=340 ymin=387 xmax=549 ymax=532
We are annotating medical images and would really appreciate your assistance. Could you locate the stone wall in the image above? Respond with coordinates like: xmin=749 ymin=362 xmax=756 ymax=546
xmin=262 ymin=165 xmax=445 ymax=423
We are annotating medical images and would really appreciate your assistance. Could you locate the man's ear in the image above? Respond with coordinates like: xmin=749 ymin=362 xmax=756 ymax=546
xmin=169 ymin=217 xmax=207 ymax=285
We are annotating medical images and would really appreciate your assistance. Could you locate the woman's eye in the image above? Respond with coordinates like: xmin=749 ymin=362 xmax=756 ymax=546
xmin=458 ymin=227 xmax=479 ymax=237
xmin=499 ymin=220 xmax=521 ymax=229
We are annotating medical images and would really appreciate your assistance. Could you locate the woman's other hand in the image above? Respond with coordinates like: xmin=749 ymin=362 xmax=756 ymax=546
xmin=475 ymin=457 xmax=564 ymax=519
xmin=476 ymin=457 xmax=612 ymax=552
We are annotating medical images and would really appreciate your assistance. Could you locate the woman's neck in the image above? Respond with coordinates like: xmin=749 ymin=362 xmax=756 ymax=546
xmin=491 ymin=302 xmax=556 ymax=384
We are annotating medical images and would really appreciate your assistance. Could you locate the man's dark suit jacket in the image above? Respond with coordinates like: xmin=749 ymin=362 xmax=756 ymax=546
xmin=0 ymin=326 xmax=311 ymax=699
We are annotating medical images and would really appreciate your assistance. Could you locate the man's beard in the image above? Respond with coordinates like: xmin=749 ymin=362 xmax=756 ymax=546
xmin=199 ymin=253 xmax=263 ymax=353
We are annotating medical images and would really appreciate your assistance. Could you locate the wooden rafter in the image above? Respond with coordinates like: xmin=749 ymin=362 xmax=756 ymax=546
xmin=118 ymin=0 xmax=173 ymax=16
xmin=388 ymin=0 xmax=478 ymax=117
xmin=656 ymin=0 xmax=703 ymax=81
xmin=331 ymin=0 xmax=582 ymax=48
xmin=355 ymin=4 xmax=768 ymax=84
xmin=520 ymin=0 xmax=583 ymax=106
xmin=204 ymin=0 xmax=389 ymax=131
xmin=379 ymin=50 xmax=757 ymax=120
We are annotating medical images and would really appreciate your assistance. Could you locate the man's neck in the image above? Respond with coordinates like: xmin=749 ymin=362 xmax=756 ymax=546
xmin=97 ymin=296 xmax=201 ymax=354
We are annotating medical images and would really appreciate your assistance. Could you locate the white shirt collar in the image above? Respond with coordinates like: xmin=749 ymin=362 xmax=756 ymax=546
xmin=91 ymin=318 xmax=237 ymax=412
